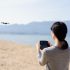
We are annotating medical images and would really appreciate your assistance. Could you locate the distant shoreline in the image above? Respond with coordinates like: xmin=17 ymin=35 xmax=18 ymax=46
xmin=0 ymin=33 xmax=49 ymax=35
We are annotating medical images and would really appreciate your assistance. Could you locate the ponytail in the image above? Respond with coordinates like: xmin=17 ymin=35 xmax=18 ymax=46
xmin=60 ymin=40 xmax=68 ymax=50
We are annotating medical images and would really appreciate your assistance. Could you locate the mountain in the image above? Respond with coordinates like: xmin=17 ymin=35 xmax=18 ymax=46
xmin=0 ymin=21 xmax=70 ymax=35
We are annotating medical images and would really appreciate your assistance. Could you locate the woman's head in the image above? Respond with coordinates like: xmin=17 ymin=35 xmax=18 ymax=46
xmin=51 ymin=21 xmax=68 ymax=50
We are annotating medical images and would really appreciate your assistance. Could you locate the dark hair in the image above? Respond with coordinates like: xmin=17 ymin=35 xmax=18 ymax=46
xmin=51 ymin=21 xmax=68 ymax=50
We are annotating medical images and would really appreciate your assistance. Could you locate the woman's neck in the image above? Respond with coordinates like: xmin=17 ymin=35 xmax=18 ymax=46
xmin=55 ymin=39 xmax=62 ymax=48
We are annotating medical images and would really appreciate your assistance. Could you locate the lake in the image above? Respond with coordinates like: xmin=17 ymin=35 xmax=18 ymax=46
xmin=0 ymin=34 xmax=70 ymax=47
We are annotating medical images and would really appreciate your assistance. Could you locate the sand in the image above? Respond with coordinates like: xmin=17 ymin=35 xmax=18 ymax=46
xmin=0 ymin=40 xmax=45 ymax=70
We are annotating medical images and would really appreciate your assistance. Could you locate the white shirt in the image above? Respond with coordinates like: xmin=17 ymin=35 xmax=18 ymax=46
xmin=38 ymin=46 xmax=70 ymax=70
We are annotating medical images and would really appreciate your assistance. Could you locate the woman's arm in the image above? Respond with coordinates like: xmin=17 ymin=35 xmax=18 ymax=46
xmin=38 ymin=49 xmax=47 ymax=66
xmin=36 ymin=42 xmax=48 ymax=66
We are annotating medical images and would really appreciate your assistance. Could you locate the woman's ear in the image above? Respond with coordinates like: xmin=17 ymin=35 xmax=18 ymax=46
xmin=51 ymin=31 xmax=56 ymax=40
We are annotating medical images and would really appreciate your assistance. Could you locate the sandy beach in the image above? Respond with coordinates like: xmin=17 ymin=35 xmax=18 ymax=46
xmin=0 ymin=40 xmax=45 ymax=70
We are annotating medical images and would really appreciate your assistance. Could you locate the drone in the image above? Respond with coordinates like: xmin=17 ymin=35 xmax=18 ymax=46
xmin=1 ymin=22 xmax=9 ymax=24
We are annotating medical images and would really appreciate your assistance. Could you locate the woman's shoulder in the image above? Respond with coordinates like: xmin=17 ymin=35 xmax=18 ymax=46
xmin=42 ymin=46 xmax=56 ymax=53
xmin=43 ymin=46 xmax=70 ymax=54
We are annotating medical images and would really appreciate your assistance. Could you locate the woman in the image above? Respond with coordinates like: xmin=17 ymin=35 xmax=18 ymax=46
xmin=36 ymin=22 xmax=70 ymax=70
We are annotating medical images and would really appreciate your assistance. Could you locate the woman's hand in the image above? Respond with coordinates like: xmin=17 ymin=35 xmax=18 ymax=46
xmin=48 ymin=41 xmax=52 ymax=47
xmin=36 ymin=41 xmax=41 ymax=53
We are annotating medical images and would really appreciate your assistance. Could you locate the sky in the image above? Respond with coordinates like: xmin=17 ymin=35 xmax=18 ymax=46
xmin=0 ymin=0 xmax=70 ymax=24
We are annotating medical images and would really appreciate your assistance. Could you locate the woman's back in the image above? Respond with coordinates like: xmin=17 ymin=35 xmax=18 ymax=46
xmin=45 ymin=46 xmax=70 ymax=70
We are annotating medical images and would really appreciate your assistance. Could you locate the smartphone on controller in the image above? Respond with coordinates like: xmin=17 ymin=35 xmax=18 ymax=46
xmin=40 ymin=40 xmax=50 ymax=50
